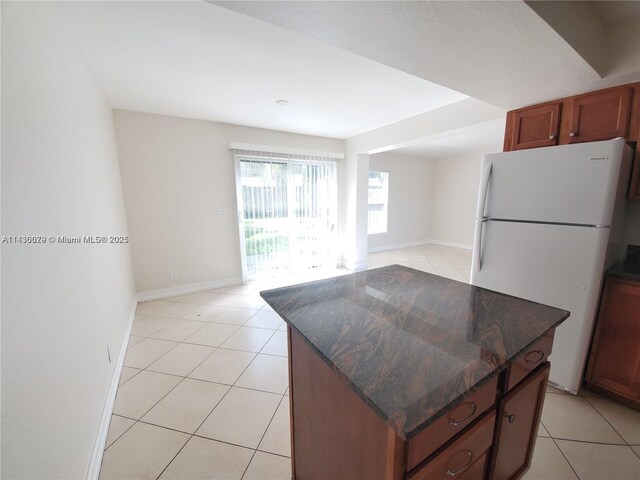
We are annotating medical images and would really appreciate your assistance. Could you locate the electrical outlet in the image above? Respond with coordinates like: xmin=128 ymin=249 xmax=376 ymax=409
xmin=170 ymin=271 xmax=178 ymax=281
xmin=106 ymin=343 xmax=112 ymax=364
xmin=216 ymin=208 xmax=227 ymax=218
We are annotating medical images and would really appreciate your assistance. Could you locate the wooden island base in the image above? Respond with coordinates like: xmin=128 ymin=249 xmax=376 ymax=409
xmin=287 ymin=328 xmax=553 ymax=480
xmin=261 ymin=266 xmax=568 ymax=480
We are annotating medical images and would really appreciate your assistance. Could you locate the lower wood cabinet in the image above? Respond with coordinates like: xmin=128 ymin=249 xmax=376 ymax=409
xmin=585 ymin=276 xmax=640 ymax=409
xmin=490 ymin=362 xmax=550 ymax=480
xmin=409 ymin=412 xmax=495 ymax=480
xmin=287 ymin=327 xmax=556 ymax=480
xmin=406 ymin=376 xmax=498 ymax=470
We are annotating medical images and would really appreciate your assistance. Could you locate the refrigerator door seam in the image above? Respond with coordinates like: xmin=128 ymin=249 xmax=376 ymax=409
xmin=483 ymin=218 xmax=610 ymax=229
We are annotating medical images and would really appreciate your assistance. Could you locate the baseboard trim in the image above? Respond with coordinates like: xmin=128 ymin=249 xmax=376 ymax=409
xmin=342 ymin=260 xmax=368 ymax=271
xmin=85 ymin=297 xmax=137 ymax=479
xmin=136 ymin=277 xmax=243 ymax=302
xmin=367 ymin=240 xmax=431 ymax=253
xmin=427 ymin=239 xmax=473 ymax=250
xmin=367 ymin=239 xmax=472 ymax=254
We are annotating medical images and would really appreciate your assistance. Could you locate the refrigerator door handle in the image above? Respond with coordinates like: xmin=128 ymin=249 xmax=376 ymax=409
xmin=473 ymin=218 xmax=483 ymax=273
xmin=476 ymin=161 xmax=493 ymax=220
xmin=473 ymin=161 xmax=492 ymax=273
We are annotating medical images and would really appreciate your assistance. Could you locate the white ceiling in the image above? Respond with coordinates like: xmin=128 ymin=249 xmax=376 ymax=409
xmin=56 ymin=1 xmax=467 ymax=140
xmin=390 ymin=119 xmax=506 ymax=159
xmin=55 ymin=0 xmax=639 ymax=153
xmin=214 ymin=0 xmax=640 ymax=109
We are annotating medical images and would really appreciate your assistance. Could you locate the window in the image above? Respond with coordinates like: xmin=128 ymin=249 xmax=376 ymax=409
xmin=233 ymin=149 xmax=338 ymax=280
xmin=368 ymin=170 xmax=389 ymax=234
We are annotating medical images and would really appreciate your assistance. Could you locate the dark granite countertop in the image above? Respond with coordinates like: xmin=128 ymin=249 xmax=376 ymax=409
xmin=260 ymin=265 xmax=569 ymax=440
xmin=607 ymin=261 xmax=640 ymax=281
xmin=608 ymin=245 xmax=640 ymax=281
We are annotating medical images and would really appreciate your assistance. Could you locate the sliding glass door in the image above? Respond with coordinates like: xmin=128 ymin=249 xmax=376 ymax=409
xmin=234 ymin=151 xmax=338 ymax=280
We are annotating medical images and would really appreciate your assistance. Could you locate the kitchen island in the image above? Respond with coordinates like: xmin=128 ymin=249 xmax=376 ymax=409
xmin=260 ymin=265 xmax=569 ymax=480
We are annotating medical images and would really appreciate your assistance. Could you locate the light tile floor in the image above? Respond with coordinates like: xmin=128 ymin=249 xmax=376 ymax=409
xmin=101 ymin=245 xmax=640 ymax=479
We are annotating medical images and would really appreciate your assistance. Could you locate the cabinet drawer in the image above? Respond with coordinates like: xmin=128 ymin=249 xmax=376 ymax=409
xmin=408 ymin=412 xmax=495 ymax=480
xmin=507 ymin=331 xmax=554 ymax=391
xmin=407 ymin=376 xmax=498 ymax=470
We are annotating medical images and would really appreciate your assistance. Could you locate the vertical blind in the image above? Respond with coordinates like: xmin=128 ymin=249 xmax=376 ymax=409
xmin=232 ymin=149 xmax=338 ymax=279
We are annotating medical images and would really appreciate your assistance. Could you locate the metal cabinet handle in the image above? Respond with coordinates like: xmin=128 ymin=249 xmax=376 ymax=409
xmin=524 ymin=350 xmax=545 ymax=364
xmin=569 ymin=131 xmax=577 ymax=137
xmin=549 ymin=135 xmax=555 ymax=140
xmin=505 ymin=411 xmax=516 ymax=423
xmin=448 ymin=402 xmax=478 ymax=426
xmin=446 ymin=450 xmax=474 ymax=477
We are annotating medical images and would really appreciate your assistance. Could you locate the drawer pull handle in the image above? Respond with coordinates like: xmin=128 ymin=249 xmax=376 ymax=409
xmin=446 ymin=450 xmax=473 ymax=477
xmin=448 ymin=402 xmax=478 ymax=426
xmin=524 ymin=350 xmax=545 ymax=364
xmin=505 ymin=411 xmax=516 ymax=423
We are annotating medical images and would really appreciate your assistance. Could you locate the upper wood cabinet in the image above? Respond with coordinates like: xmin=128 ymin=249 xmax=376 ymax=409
xmin=565 ymin=87 xmax=632 ymax=144
xmin=504 ymin=82 xmax=640 ymax=152
xmin=504 ymin=102 xmax=561 ymax=151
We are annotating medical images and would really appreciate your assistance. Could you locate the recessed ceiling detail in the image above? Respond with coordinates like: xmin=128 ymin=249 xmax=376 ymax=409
xmin=56 ymin=1 xmax=467 ymax=139
xmin=214 ymin=0 xmax=639 ymax=109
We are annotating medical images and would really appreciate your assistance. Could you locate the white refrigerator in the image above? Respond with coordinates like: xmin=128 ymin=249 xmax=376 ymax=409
xmin=470 ymin=137 xmax=633 ymax=394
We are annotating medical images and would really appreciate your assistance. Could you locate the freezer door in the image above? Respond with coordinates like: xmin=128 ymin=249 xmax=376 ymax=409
xmin=471 ymin=220 xmax=609 ymax=394
xmin=480 ymin=138 xmax=626 ymax=226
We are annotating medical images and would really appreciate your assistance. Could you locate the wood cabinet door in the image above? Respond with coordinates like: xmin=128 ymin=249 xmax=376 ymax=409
xmin=490 ymin=362 xmax=550 ymax=480
xmin=586 ymin=278 xmax=640 ymax=401
xmin=628 ymin=132 xmax=640 ymax=201
xmin=566 ymin=87 xmax=632 ymax=144
xmin=505 ymin=103 xmax=561 ymax=151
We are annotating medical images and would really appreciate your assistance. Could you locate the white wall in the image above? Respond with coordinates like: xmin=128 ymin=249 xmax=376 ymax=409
xmin=429 ymin=152 xmax=485 ymax=248
xmin=1 ymin=3 xmax=136 ymax=478
xmin=367 ymin=152 xmax=434 ymax=251
xmin=344 ymin=99 xmax=505 ymax=266
xmin=113 ymin=110 xmax=345 ymax=294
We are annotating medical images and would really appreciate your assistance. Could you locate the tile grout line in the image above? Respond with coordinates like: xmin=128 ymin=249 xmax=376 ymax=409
xmin=549 ymin=436 xmax=632 ymax=447
xmin=108 ymin=303 xmax=260 ymax=477
xmin=582 ymin=395 xmax=633 ymax=448
xmin=103 ymin=415 xmax=137 ymax=453
xmin=126 ymin=335 xmax=285 ymax=391
xmin=110 ymin=414 xmax=291 ymax=458
xmin=125 ymin=324 xmax=285 ymax=396
xmin=128 ymin=305 xmax=270 ymax=372
xmin=152 ymin=380 xmax=235 ymax=480
xmin=240 ymin=393 xmax=288 ymax=480
xmin=154 ymin=328 xmax=286 ymax=479
xmin=547 ymin=430 xmax=582 ymax=479
xmin=146 ymin=309 xmax=262 ymax=478
xmin=543 ymin=393 xmax=640 ymax=480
